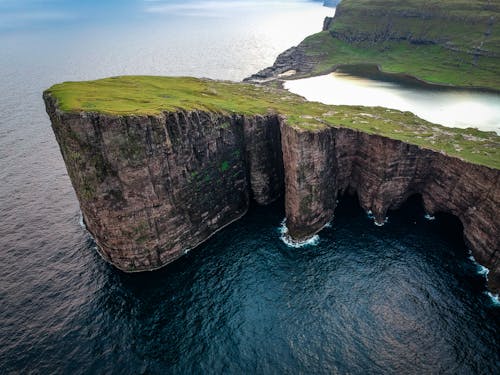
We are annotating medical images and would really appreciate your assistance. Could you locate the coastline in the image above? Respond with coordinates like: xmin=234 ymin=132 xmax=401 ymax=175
xmin=248 ymin=61 xmax=500 ymax=95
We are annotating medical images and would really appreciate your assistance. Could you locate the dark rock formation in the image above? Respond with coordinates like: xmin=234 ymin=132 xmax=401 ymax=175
xmin=280 ymin=124 xmax=500 ymax=292
xmin=243 ymin=46 xmax=317 ymax=82
xmin=323 ymin=16 xmax=334 ymax=31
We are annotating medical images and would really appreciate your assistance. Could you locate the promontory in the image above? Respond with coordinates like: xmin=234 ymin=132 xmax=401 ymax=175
xmin=247 ymin=0 xmax=500 ymax=91
xmin=44 ymin=76 xmax=500 ymax=293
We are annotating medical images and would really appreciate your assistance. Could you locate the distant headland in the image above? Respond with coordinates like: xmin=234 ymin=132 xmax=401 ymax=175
xmin=247 ymin=0 xmax=500 ymax=91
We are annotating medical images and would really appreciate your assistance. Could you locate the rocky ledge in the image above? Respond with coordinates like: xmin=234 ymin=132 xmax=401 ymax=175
xmin=244 ymin=46 xmax=317 ymax=83
xmin=44 ymin=76 xmax=500 ymax=293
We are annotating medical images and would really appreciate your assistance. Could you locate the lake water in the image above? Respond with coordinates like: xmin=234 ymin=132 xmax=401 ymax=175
xmin=285 ymin=67 xmax=500 ymax=134
xmin=0 ymin=1 xmax=499 ymax=373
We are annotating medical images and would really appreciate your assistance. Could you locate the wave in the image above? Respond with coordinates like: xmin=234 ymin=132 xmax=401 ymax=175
xmin=279 ymin=218 xmax=320 ymax=248
xmin=468 ymin=251 xmax=499 ymax=306
xmin=78 ymin=212 xmax=87 ymax=229
xmin=366 ymin=210 xmax=388 ymax=227
xmin=424 ymin=213 xmax=436 ymax=221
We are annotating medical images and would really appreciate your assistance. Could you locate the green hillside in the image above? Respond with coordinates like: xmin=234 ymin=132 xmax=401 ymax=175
xmin=299 ymin=0 xmax=500 ymax=89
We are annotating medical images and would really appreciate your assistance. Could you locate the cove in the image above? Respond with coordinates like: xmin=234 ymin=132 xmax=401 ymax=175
xmin=284 ymin=65 xmax=500 ymax=134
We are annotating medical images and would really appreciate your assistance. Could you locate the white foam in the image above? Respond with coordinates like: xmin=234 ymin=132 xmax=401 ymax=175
xmin=323 ymin=221 xmax=333 ymax=228
xmin=477 ymin=265 xmax=490 ymax=277
xmin=78 ymin=212 xmax=86 ymax=229
xmin=367 ymin=210 xmax=388 ymax=226
xmin=279 ymin=219 xmax=320 ymax=248
xmin=486 ymin=292 xmax=500 ymax=306
xmin=374 ymin=218 xmax=388 ymax=227
xmin=467 ymin=251 xmax=499 ymax=306
xmin=424 ymin=214 xmax=436 ymax=221
xmin=468 ymin=254 xmax=490 ymax=277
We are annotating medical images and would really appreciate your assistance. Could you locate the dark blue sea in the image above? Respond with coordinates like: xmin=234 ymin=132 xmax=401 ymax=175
xmin=0 ymin=1 xmax=498 ymax=373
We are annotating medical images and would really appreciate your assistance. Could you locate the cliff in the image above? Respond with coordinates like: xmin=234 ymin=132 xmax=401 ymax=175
xmin=44 ymin=76 xmax=500 ymax=292
xmin=281 ymin=125 xmax=500 ymax=292
xmin=246 ymin=0 xmax=500 ymax=90
xmin=44 ymin=96 xmax=283 ymax=271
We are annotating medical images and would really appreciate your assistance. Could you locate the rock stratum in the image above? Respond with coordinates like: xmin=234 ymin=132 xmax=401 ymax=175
xmin=44 ymin=76 xmax=500 ymax=293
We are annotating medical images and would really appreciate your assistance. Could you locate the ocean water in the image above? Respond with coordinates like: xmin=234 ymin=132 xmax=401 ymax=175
xmin=0 ymin=1 xmax=499 ymax=373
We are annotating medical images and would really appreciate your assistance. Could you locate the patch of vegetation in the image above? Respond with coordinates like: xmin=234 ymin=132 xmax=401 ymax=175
xmin=300 ymin=33 xmax=500 ymax=90
xmin=46 ymin=76 xmax=500 ymax=169
xmin=220 ymin=161 xmax=230 ymax=172
xmin=132 ymin=221 xmax=150 ymax=244
xmin=81 ymin=180 xmax=96 ymax=200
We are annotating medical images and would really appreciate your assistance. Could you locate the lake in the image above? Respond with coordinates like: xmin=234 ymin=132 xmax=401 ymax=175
xmin=285 ymin=66 xmax=500 ymax=134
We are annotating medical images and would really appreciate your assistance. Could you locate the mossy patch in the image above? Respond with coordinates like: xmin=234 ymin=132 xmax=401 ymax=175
xmin=220 ymin=161 xmax=230 ymax=172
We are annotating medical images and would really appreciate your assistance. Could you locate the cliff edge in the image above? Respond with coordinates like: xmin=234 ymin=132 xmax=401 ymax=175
xmin=44 ymin=76 xmax=500 ymax=293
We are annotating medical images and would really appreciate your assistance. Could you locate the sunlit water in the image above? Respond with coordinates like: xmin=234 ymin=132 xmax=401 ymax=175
xmin=0 ymin=1 xmax=499 ymax=373
xmin=285 ymin=69 xmax=500 ymax=133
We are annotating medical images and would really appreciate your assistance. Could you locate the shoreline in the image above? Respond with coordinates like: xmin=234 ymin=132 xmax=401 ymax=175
xmin=252 ymin=62 xmax=500 ymax=95
xmin=296 ymin=63 xmax=500 ymax=94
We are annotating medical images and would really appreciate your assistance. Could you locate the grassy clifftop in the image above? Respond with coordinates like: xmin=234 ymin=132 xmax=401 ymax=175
xmin=299 ymin=0 xmax=500 ymax=89
xmin=333 ymin=0 xmax=499 ymax=53
xmin=46 ymin=76 xmax=500 ymax=168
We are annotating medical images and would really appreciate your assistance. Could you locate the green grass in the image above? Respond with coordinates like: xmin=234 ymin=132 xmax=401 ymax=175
xmin=297 ymin=0 xmax=500 ymax=90
xmin=46 ymin=76 xmax=500 ymax=169
xmin=301 ymin=33 xmax=500 ymax=89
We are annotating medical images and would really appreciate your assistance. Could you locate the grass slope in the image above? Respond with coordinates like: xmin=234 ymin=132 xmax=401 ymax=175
xmin=301 ymin=0 xmax=500 ymax=90
xmin=46 ymin=76 xmax=500 ymax=169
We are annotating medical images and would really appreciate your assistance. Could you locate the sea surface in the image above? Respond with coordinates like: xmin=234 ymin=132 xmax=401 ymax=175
xmin=0 ymin=1 xmax=499 ymax=374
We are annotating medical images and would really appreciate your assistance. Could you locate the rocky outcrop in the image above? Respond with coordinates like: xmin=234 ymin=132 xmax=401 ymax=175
xmin=44 ymin=93 xmax=283 ymax=272
xmin=280 ymin=124 xmax=500 ymax=292
xmin=322 ymin=16 xmax=334 ymax=31
xmin=44 ymin=93 xmax=499 ymax=293
xmin=244 ymin=46 xmax=318 ymax=82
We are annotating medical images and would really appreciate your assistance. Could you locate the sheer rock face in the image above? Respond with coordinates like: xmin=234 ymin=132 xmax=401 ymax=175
xmin=45 ymin=95 xmax=499 ymax=292
xmin=44 ymin=94 xmax=283 ymax=271
xmin=281 ymin=125 xmax=500 ymax=292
